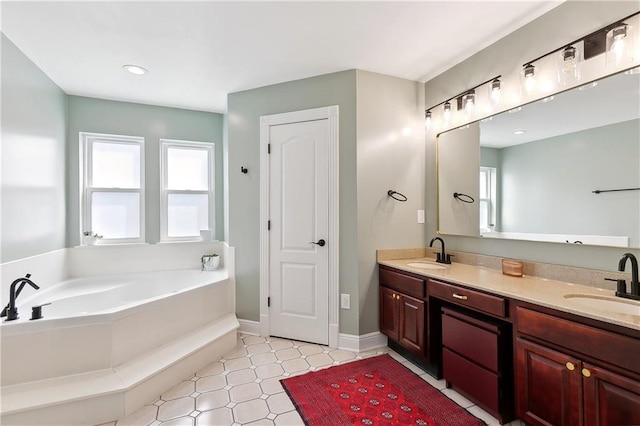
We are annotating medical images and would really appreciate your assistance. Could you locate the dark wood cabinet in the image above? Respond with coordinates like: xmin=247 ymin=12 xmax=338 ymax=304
xmin=515 ymin=306 xmax=640 ymax=426
xmin=379 ymin=286 xmax=425 ymax=356
xmin=516 ymin=337 xmax=582 ymax=426
xmin=379 ymin=267 xmax=426 ymax=358
xmin=441 ymin=307 xmax=513 ymax=423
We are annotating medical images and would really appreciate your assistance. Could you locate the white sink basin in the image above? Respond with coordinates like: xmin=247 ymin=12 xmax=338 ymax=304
xmin=406 ymin=262 xmax=448 ymax=270
xmin=563 ymin=294 xmax=640 ymax=316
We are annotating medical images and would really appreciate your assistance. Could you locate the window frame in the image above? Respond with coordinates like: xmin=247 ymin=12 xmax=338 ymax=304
xmin=80 ymin=132 xmax=146 ymax=245
xmin=480 ymin=166 xmax=497 ymax=233
xmin=159 ymin=139 xmax=215 ymax=242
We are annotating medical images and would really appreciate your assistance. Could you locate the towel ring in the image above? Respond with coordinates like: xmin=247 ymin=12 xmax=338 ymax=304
xmin=453 ymin=192 xmax=475 ymax=203
xmin=387 ymin=190 xmax=408 ymax=202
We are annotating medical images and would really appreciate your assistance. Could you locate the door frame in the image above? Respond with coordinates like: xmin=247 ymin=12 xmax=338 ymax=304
xmin=259 ymin=105 xmax=339 ymax=348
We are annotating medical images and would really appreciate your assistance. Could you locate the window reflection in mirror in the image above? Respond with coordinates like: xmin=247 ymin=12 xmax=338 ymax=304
xmin=437 ymin=68 xmax=640 ymax=248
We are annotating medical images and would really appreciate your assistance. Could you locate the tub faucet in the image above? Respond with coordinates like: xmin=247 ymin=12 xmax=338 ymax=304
xmin=2 ymin=274 xmax=40 ymax=321
xmin=616 ymin=253 xmax=640 ymax=301
xmin=429 ymin=237 xmax=452 ymax=264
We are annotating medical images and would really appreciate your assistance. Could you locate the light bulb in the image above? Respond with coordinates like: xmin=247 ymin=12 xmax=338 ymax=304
xmin=558 ymin=46 xmax=580 ymax=85
xmin=425 ymin=110 xmax=432 ymax=130
xmin=606 ymin=24 xmax=635 ymax=67
xmin=522 ymin=64 xmax=536 ymax=95
xmin=443 ymin=102 xmax=452 ymax=124
xmin=463 ymin=91 xmax=475 ymax=118
xmin=489 ymin=78 xmax=501 ymax=106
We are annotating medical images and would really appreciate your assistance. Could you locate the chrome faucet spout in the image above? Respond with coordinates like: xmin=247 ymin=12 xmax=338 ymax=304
xmin=617 ymin=253 xmax=639 ymax=299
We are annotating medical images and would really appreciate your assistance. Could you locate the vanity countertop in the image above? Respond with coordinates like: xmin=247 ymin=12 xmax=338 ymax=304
xmin=378 ymin=257 xmax=640 ymax=332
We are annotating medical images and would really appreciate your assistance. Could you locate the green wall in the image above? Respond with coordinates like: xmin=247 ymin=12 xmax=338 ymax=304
xmin=1 ymin=34 xmax=68 ymax=262
xmin=66 ymin=96 xmax=224 ymax=246
xmin=227 ymin=70 xmax=359 ymax=332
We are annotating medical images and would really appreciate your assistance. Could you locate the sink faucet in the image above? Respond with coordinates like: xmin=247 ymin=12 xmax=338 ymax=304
xmin=616 ymin=253 xmax=640 ymax=301
xmin=429 ymin=237 xmax=452 ymax=264
xmin=2 ymin=274 xmax=40 ymax=321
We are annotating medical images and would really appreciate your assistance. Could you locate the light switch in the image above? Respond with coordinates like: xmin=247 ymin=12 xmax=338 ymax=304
xmin=417 ymin=210 xmax=425 ymax=224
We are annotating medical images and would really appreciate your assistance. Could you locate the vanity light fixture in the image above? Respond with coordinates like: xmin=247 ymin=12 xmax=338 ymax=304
xmin=425 ymin=110 xmax=432 ymax=129
xmin=443 ymin=102 xmax=452 ymax=124
xmin=424 ymin=74 xmax=500 ymax=129
xmin=123 ymin=64 xmax=148 ymax=75
xmin=558 ymin=45 xmax=581 ymax=85
xmin=463 ymin=90 xmax=476 ymax=116
xmin=606 ymin=23 xmax=635 ymax=67
xmin=521 ymin=63 xmax=536 ymax=95
xmin=489 ymin=78 xmax=502 ymax=105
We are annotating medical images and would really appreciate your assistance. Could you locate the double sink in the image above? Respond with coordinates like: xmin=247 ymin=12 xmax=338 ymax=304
xmin=403 ymin=261 xmax=640 ymax=319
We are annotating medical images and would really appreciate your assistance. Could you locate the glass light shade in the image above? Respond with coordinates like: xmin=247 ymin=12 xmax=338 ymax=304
xmin=443 ymin=102 xmax=452 ymax=124
xmin=425 ymin=110 xmax=432 ymax=129
xmin=462 ymin=91 xmax=475 ymax=119
xmin=489 ymin=79 xmax=501 ymax=106
xmin=521 ymin=64 xmax=536 ymax=95
xmin=606 ymin=24 xmax=635 ymax=67
xmin=558 ymin=46 xmax=581 ymax=85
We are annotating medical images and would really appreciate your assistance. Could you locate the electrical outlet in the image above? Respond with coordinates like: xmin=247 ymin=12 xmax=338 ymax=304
xmin=417 ymin=210 xmax=425 ymax=224
xmin=340 ymin=293 xmax=351 ymax=309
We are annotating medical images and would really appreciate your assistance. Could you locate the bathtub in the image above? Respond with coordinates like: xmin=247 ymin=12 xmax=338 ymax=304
xmin=1 ymin=266 xmax=238 ymax=425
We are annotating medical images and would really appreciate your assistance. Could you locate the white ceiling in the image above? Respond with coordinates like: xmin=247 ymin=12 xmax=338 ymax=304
xmin=1 ymin=1 xmax=562 ymax=113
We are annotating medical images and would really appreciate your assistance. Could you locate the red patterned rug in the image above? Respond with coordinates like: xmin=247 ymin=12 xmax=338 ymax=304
xmin=281 ymin=354 xmax=485 ymax=425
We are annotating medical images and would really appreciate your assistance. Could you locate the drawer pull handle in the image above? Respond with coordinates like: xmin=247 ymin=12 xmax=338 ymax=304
xmin=452 ymin=293 xmax=468 ymax=300
xmin=582 ymin=368 xmax=591 ymax=378
xmin=566 ymin=362 xmax=575 ymax=371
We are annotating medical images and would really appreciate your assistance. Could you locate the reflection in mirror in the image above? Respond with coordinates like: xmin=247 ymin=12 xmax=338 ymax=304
xmin=438 ymin=69 xmax=640 ymax=248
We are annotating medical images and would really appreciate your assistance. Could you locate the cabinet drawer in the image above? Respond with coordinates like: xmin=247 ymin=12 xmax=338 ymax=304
xmin=516 ymin=307 xmax=640 ymax=375
xmin=443 ymin=348 xmax=499 ymax=415
xmin=380 ymin=267 xmax=425 ymax=298
xmin=442 ymin=308 xmax=500 ymax=372
xmin=429 ymin=279 xmax=506 ymax=317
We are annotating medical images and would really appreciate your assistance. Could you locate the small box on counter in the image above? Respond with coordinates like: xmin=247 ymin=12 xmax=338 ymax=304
xmin=502 ymin=259 xmax=524 ymax=277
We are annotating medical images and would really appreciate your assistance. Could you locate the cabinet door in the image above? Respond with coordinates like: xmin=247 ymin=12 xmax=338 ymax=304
xmin=380 ymin=287 xmax=400 ymax=341
xmin=516 ymin=338 xmax=582 ymax=426
xmin=398 ymin=294 xmax=425 ymax=354
xmin=583 ymin=362 xmax=640 ymax=426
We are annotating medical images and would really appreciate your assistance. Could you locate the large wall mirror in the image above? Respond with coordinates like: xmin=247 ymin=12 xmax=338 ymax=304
xmin=437 ymin=69 xmax=640 ymax=248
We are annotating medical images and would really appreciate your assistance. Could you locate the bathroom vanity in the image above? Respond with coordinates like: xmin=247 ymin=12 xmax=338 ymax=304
xmin=378 ymin=256 xmax=640 ymax=425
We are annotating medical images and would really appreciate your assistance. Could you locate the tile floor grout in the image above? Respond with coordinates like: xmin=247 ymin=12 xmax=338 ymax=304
xmin=101 ymin=334 xmax=525 ymax=426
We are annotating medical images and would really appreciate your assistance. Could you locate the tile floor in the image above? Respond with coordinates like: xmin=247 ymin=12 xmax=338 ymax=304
xmin=101 ymin=334 xmax=525 ymax=426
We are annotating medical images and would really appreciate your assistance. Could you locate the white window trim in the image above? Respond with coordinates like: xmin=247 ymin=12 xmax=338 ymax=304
xmin=480 ymin=166 xmax=497 ymax=233
xmin=159 ymin=139 xmax=215 ymax=242
xmin=80 ymin=132 xmax=146 ymax=245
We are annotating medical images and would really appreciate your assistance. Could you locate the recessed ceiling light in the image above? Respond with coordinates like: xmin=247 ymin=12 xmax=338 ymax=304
xmin=123 ymin=64 xmax=148 ymax=75
xmin=508 ymin=107 xmax=522 ymax=114
xmin=541 ymin=96 xmax=555 ymax=103
xmin=514 ymin=129 xmax=526 ymax=135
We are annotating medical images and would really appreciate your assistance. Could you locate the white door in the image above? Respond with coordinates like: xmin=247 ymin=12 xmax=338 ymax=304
xmin=268 ymin=119 xmax=329 ymax=344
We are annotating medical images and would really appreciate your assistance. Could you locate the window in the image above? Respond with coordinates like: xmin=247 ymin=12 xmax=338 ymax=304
xmin=160 ymin=139 xmax=215 ymax=241
xmin=480 ymin=167 xmax=497 ymax=233
xmin=81 ymin=133 xmax=145 ymax=244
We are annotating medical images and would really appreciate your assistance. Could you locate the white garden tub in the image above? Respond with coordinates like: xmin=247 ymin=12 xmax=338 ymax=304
xmin=1 ymin=267 xmax=238 ymax=425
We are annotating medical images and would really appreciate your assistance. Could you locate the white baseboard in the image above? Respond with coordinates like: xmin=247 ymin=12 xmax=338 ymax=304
xmin=338 ymin=331 xmax=388 ymax=353
xmin=237 ymin=319 xmax=261 ymax=336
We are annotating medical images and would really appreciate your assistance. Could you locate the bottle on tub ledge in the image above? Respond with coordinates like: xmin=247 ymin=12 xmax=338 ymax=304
xmin=82 ymin=231 xmax=103 ymax=246
xmin=201 ymin=253 xmax=220 ymax=271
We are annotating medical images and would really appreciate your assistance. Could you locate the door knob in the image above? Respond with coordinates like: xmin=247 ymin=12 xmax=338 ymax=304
xmin=310 ymin=239 xmax=326 ymax=247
